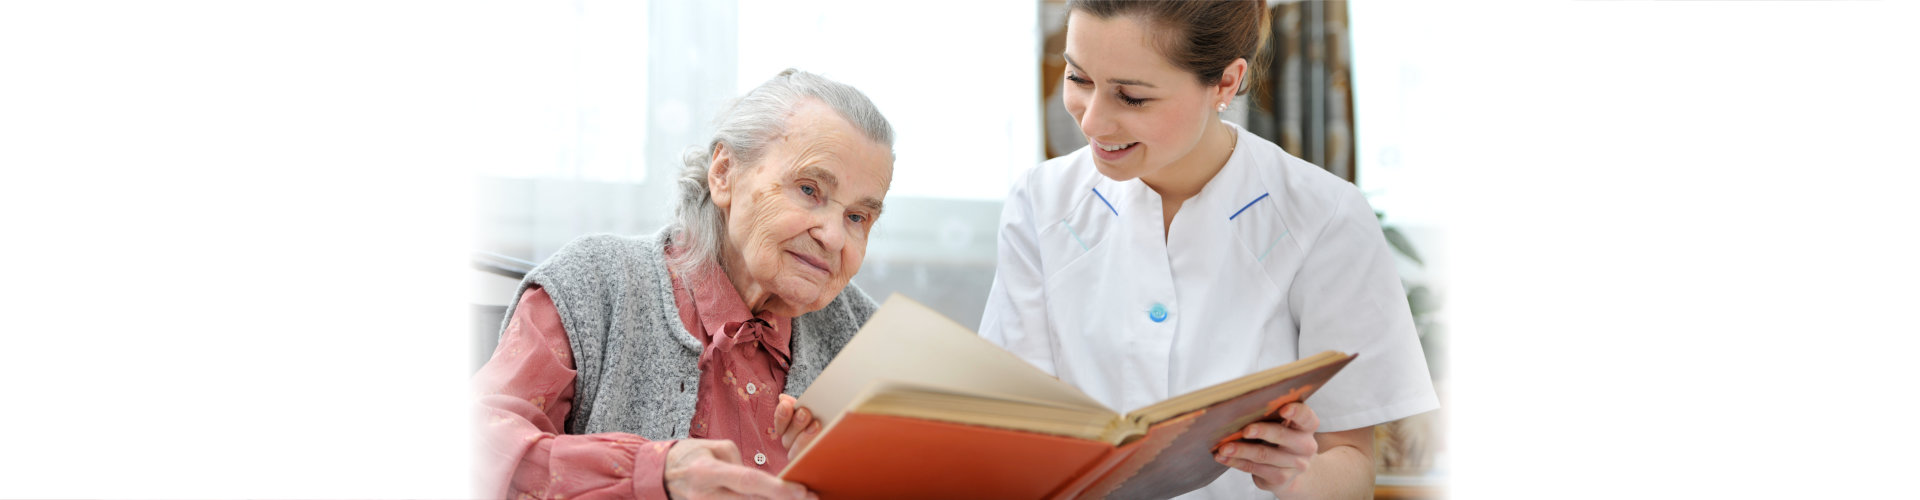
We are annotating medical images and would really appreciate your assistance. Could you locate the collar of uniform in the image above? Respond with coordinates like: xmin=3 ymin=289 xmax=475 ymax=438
xmin=1207 ymin=121 xmax=1264 ymax=219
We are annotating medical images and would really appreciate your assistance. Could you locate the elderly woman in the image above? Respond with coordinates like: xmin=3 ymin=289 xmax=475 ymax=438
xmin=475 ymin=69 xmax=894 ymax=500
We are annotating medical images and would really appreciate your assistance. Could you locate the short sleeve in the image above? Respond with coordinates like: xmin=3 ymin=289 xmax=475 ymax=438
xmin=1288 ymin=189 xmax=1439 ymax=432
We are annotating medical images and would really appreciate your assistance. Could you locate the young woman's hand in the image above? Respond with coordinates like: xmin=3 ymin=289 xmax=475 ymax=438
xmin=1213 ymin=401 xmax=1321 ymax=495
xmin=773 ymin=393 xmax=824 ymax=461
xmin=663 ymin=438 xmax=814 ymax=500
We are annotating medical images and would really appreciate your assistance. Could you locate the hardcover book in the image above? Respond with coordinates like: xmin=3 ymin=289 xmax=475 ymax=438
xmin=780 ymin=295 xmax=1355 ymax=500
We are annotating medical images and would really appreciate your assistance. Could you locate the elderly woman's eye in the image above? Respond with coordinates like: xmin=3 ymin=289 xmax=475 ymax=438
xmin=800 ymin=185 xmax=816 ymax=196
xmin=847 ymin=213 xmax=866 ymax=224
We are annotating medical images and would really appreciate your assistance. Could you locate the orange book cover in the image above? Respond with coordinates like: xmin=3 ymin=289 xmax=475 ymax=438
xmin=779 ymin=295 xmax=1355 ymax=500
xmin=1060 ymin=361 xmax=1345 ymax=500
xmin=780 ymin=413 xmax=1111 ymax=500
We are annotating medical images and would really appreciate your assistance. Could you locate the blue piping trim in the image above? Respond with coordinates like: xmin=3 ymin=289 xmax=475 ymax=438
xmin=1092 ymin=188 xmax=1118 ymax=216
xmin=1257 ymin=230 xmax=1291 ymax=262
xmin=1229 ymin=193 xmax=1270 ymax=221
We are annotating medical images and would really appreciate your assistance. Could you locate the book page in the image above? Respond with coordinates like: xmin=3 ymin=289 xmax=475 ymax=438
xmin=851 ymin=379 xmax=1119 ymax=440
xmin=799 ymin=294 xmax=1111 ymax=424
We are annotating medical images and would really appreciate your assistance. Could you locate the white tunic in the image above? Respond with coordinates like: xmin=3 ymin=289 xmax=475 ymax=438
xmin=980 ymin=123 xmax=1438 ymax=499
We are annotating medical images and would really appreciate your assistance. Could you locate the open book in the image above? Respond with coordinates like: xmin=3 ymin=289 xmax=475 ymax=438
xmin=780 ymin=295 xmax=1356 ymax=500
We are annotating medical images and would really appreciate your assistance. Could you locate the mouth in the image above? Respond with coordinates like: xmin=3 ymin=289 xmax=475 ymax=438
xmin=788 ymin=250 xmax=832 ymax=275
xmin=1090 ymin=139 xmax=1138 ymax=161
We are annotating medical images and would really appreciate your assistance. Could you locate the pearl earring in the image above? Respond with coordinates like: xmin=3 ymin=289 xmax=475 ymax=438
xmin=1217 ymin=102 xmax=1228 ymax=112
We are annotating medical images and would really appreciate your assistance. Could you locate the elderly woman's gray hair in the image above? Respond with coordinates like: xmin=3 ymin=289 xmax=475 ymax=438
xmin=669 ymin=68 xmax=895 ymax=279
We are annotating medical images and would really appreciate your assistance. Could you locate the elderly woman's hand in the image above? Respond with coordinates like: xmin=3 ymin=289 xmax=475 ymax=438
xmin=664 ymin=438 xmax=814 ymax=500
xmin=1213 ymin=401 xmax=1320 ymax=495
xmin=774 ymin=394 xmax=824 ymax=461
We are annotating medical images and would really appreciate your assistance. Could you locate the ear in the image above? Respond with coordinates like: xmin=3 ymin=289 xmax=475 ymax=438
xmin=708 ymin=143 xmax=736 ymax=212
xmin=1216 ymin=57 xmax=1250 ymax=107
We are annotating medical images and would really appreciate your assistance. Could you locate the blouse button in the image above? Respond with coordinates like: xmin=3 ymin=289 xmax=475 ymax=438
xmin=1148 ymin=303 xmax=1169 ymax=323
xmin=753 ymin=452 xmax=768 ymax=465
xmin=746 ymin=382 xmax=758 ymax=395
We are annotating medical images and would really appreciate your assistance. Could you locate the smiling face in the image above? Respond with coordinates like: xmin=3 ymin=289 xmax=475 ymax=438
xmin=1062 ymin=11 xmax=1240 ymax=186
xmin=709 ymin=98 xmax=893 ymax=317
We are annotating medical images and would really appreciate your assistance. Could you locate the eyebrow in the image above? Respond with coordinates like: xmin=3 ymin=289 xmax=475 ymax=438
xmin=1062 ymin=53 xmax=1158 ymax=88
xmin=857 ymin=197 xmax=885 ymax=216
xmin=799 ymin=164 xmax=885 ymax=215
xmin=799 ymin=164 xmax=840 ymax=191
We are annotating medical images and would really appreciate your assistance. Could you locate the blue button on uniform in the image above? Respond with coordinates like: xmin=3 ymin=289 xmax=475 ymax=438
xmin=1148 ymin=303 xmax=1169 ymax=323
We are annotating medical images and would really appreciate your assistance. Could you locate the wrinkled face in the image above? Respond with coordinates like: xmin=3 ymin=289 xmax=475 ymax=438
xmin=1062 ymin=12 xmax=1227 ymax=182
xmin=710 ymin=98 xmax=892 ymax=317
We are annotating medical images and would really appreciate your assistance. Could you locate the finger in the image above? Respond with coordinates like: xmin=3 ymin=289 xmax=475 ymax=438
xmin=794 ymin=407 xmax=814 ymax=433
xmin=780 ymin=407 xmax=810 ymax=448
xmin=1243 ymin=460 xmax=1299 ymax=493
xmin=687 ymin=457 xmax=754 ymax=493
xmin=1219 ymin=455 xmax=1303 ymax=491
xmin=789 ymin=420 xmax=824 ymax=460
xmin=1280 ymin=402 xmax=1320 ymax=432
xmin=709 ymin=461 xmax=809 ymax=500
xmin=695 ymin=489 xmax=751 ymax=500
xmin=1241 ymin=421 xmax=1318 ymax=456
xmin=782 ymin=407 xmax=816 ymax=448
xmin=774 ymin=394 xmax=798 ymax=434
xmin=1215 ymin=440 xmax=1310 ymax=471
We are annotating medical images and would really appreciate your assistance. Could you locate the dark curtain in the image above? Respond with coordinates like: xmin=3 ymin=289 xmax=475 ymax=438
xmin=1039 ymin=0 xmax=1357 ymax=185
xmin=1246 ymin=0 xmax=1356 ymax=183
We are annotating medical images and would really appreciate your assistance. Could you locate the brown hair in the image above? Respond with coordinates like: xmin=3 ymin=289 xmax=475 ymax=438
xmin=1068 ymin=0 xmax=1269 ymax=96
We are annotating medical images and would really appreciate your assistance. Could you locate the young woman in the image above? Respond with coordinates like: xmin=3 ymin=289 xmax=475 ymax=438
xmin=980 ymin=2 xmax=1438 ymax=498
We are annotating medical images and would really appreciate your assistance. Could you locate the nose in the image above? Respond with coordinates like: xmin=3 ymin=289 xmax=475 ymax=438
xmin=1076 ymin=91 xmax=1115 ymax=140
xmin=809 ymin=209 xmax=846 ymax=258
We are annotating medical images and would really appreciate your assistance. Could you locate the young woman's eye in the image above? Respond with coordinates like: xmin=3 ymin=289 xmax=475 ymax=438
xmin=1065 ymin=73 xmax=1091 ymax=86
xmin=1117 ymin=91 xmax=1148 ymax=107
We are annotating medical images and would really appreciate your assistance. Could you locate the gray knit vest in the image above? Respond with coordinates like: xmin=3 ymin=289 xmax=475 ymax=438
xmin=502 ymin=228 xmax=877 ymax=440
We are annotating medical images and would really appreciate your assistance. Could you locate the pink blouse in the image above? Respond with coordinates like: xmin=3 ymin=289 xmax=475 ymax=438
xmin=475 ymin=257 xmax=797 ymax=499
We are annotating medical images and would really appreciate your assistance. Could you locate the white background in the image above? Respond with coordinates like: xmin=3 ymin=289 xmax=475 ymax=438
xmin=1351 ymin=1 xmax=1920 ymax=498
xmin=4 ymin=1 xmax=1918 ymax=498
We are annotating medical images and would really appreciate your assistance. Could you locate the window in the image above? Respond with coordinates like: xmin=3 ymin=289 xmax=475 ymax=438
xmin=475 ymin=1 xmax=1040 ymax=331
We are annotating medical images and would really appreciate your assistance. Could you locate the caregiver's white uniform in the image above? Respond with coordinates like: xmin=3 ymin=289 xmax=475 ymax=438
xmin=981 ymin=122 xmax=1438 ymax=499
